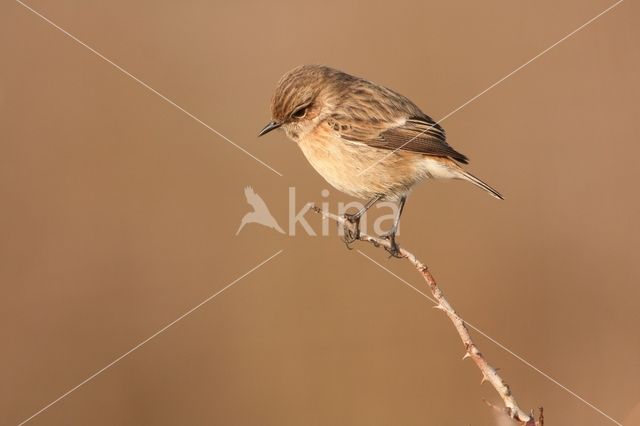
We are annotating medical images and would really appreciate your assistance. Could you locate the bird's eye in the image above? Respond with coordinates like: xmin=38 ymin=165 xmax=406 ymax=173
xmin=291 ymin=106 xmax=308 ymax=119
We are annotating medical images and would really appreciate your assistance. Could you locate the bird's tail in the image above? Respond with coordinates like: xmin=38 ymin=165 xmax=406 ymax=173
xmin=459 ymin=171 xmax=504 ymax=200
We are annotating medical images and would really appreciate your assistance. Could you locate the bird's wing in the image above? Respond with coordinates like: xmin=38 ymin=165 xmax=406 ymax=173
xmin=244 ymin=186 xmax=270 ymax=211
xmin=334 ymin=114 xmax=469 ymax=164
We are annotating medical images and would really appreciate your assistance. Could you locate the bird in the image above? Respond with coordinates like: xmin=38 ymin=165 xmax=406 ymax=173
xmin=236 ymin=186 xmax=285 ymax=235
xmin=258 ymin=65 xmax=502 ymax=255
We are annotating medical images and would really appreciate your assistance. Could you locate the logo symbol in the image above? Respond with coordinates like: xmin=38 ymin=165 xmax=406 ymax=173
xmin=236 ymin=186 xmax=400 ymax=237
xmin=236 ymin=186 xmax=285 ymax=235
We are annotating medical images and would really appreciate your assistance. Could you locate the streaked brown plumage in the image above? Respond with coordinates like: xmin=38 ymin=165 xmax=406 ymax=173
xmin=259 ymin=65 xmax=502 ymax=254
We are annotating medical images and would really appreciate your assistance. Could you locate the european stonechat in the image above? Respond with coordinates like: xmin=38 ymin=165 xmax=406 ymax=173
xmin=259 ymin=65 xmax=502 ymax=255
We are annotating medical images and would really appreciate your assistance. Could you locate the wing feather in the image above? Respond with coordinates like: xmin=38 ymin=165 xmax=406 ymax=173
xmin=334 ymin=114 xmax=469 ymax=164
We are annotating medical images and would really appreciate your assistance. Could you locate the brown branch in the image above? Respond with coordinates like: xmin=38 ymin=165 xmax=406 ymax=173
xmin=313 ymin=206 xmax=538 ymax=425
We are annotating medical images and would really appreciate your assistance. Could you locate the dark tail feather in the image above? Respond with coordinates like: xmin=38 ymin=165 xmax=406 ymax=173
xmin=460 ymin=171 xmax=504 ymax=200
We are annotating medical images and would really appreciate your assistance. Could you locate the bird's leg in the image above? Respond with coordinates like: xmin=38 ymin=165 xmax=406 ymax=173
xmin=343 ymin=194 xmax=383 ymax=246
xmin=381 ymin=195 xmax=407 ymax=258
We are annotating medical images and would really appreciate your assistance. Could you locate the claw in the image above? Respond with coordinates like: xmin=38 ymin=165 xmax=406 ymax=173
xmin=342 ymin=213 xmax=360 ymax=247
xmin=342 ymin=239 xmax=355 ymax=250
xmin=385 ymin=247 xmax=403 ymax=258
xmin=380 ymin=232 xmax=403 ymax=258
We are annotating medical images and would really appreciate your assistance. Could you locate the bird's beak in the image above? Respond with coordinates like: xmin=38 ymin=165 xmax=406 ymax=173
xmin=258 ymin=121 xmax=281 ymax=137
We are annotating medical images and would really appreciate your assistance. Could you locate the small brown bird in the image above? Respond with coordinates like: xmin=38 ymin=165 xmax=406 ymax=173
xmin=259 ymin=65 xmax=502 ymax=255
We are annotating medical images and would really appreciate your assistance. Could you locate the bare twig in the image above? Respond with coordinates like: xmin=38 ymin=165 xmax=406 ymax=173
xmin=313 ymin=206 xmax=538 ymax=425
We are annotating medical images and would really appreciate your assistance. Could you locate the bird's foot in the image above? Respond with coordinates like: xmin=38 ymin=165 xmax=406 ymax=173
xmin=380 ymin=232 xmax=403 ymax=258
xmin=342 ymin=213 xmax=361 ymax=247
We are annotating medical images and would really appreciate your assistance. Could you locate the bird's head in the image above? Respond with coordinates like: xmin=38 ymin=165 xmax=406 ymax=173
xmin=258 ymin=65 xmax=346 ymax=142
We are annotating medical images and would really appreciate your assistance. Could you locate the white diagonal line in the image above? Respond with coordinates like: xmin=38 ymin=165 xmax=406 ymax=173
xmin=16 ymin=249 xmax=284 ymax=426
xmin=15 ymin=0 xmax=283 ymax=177
xmin=357 ymin=0 xmax=624 ymax=177
xmin=357 ymin=249 xmax=623 ymax=426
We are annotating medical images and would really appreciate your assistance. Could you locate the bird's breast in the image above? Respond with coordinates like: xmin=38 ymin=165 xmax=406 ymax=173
xmin=296 ymin=126 xmax=425 ymax=200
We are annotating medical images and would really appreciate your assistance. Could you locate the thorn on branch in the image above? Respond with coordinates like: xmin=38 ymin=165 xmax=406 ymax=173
xmin=433 ymin=303 xmax=447 ymax=312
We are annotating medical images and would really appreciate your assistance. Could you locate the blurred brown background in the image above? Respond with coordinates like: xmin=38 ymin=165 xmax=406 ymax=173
xmin=2 ymin=1 xmax=639 ymax=425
